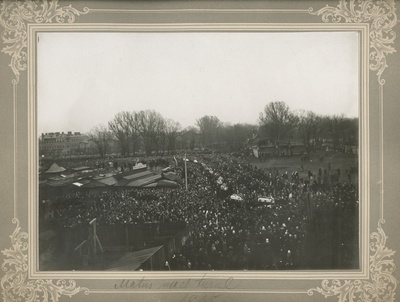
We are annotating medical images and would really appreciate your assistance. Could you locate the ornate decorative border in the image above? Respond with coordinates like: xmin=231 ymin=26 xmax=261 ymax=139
xmin=308 ymin=1 xmax=398 ymax=301
xmin=1 ymin=1 xmax=90 ymax=301
xmin=0 ymin=0 xmax=398 ymax=301
xmin=308 ymin=219 xmax=397 ymax=302
xmin=309 ymin=0 xmax=397 ymax=85
xmin=1 ymin=219 xmax=89 ymax=301
xmin=0 ymin=0 xmax=88 ymax=84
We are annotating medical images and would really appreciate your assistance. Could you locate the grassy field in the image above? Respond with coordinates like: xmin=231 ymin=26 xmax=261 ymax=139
xmin=246 ymin=151 xmax=358 ymax=184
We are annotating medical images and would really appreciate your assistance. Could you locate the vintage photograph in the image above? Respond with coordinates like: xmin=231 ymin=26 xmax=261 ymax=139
xmin=37 ymin=31 xmax=359 ymax=271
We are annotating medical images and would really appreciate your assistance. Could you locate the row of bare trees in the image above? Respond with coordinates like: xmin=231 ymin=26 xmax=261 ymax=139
xmin=87 ymin=102 xmax=357 ymax=158
xmin=88 ymin=110 xmax=181 ymax=157
xmin=195 ymin=115 xmax=257 ymax=150
xmin=88 ymin=111 xmax=258 ymax=158
xmin=259 ymin=101 xmax=358 ymax=155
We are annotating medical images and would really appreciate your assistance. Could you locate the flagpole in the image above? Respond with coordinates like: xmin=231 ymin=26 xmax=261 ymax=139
xmin=184 ymin=153 xmax=188 ymax=191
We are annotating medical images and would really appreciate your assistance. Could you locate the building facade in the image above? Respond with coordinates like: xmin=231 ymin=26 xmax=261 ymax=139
xmin=39 ymin=131 xmax=94 ymax=158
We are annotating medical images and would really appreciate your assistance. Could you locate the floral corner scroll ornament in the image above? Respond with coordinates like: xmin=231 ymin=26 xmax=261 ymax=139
xmin=0 ymin=0 xmax=89 ymax=84
xmin=308 ymin=219 xmax=398 ymax=302
xmin=309 ymin=0 xmax=397 ymax=85
xmin=1 ymin=218 xmax=89 ymax=302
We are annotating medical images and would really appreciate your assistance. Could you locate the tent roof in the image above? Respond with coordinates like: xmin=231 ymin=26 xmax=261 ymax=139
xmin=134 ymin=163 xmax=146 ymax=168
xmin=143 ymin=182 xmax=158 ymax=188
xmin=163 ymin=172 xmax=179 ymax=181
xmin=126 ymin=174 xmax=162 ymax=187
xmin=123 ymin=170 xmax=153 ymax=180
xmin=82 ymin=180 xmax=107 ymax=187
xmin=157 ymin=179 xmax=178 ymax=187
xmin=72 ymin=180 xmax=91 ymax=187
xmin=97 ymin=177 xmax=118 ymax=186
xmin=131 ymin=163 xmax=147 ymax=172
xmin=71 ymin=166 xmax=91 ymax=171
xmin=45 ymin=163 xmax=66 ymax=174
xmin=106 ymin=246 xmax=163 ymax=271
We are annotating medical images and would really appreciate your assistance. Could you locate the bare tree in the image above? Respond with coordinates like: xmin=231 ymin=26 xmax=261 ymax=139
xmin=88 ymin=125 xmax=113 ymax=158
xmin=164 ymin=119 xmax=181 ymax=154
xmin=196 ymin=115 xmax=222 ymax=148
xmin=135 ymin=110 xmax=166 ymax=155
xmin=126 ymin=111 xmax=141 ymax=156
xmin=108 ymin=112 xmax=129 ymax=156
xmin=259 ymin=101 xmax=297 ymax=144
xmin=223 ymin=123 xmax=257 ymax=151
xmin=297 ymin=110 xmax=320 ymax=155
xmin=178 ymin=126 xmax=199 ymax=150
xmin=108 ymin=111 xmax=141 ymax=156
xmin=341 ymin=117 xmax=358 ymax=146
xmin=323 ymin=114 xmax=345 ymax=149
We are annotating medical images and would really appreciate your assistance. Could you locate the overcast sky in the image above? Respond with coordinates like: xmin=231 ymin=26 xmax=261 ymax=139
xmin=37 ymin=31 xmax=359 ymax=135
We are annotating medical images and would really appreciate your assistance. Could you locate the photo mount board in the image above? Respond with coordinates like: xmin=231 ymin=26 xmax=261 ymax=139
xmin=0 ymin=0 xmax=398 ymax=301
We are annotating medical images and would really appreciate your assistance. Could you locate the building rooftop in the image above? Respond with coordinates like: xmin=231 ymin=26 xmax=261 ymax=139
xmin=41 ymin=131 xmax=83 ymax=138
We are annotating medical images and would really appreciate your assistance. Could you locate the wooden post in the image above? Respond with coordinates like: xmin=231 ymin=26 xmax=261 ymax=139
xmin=184 ymin=154 xmax=188 ymax=191
xmin=90 ymin=218 xmax=97 ymax=260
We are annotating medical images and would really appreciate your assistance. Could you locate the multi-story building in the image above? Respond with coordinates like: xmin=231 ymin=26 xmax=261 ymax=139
xmin=39 ymin=131 xmax=121 ymax=159
xmin=39 ymin=131 xmax=94 ymax=158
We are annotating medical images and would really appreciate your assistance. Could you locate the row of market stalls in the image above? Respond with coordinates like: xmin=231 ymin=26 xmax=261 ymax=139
xmin=40 ymin=162 xmax=179 ymax=189
xmin=39 ymin=163 xmax=183 ymax=271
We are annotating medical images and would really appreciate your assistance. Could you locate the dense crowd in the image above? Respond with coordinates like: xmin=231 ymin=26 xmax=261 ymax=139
xmin=40 ymin=152 xmax=358 ymax=270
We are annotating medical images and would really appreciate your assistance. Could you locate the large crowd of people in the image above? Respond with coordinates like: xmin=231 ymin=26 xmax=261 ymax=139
xmin=40 ymin=152 xmax=358 ymax=270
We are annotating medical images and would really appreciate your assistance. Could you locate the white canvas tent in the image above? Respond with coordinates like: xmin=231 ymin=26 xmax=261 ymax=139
xmin=45 ymin=163 xmax=66 ymax=174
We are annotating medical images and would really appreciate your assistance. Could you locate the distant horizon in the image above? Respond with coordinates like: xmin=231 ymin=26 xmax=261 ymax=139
xmin=38 ymin=108 xmax=359 ymax=136
xmin=38 ymin=32 xmax=359 ymax=135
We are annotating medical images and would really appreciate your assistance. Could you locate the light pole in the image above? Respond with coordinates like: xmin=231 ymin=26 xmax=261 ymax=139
xmin=184 ymin=153 xmax=188 ymax=191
